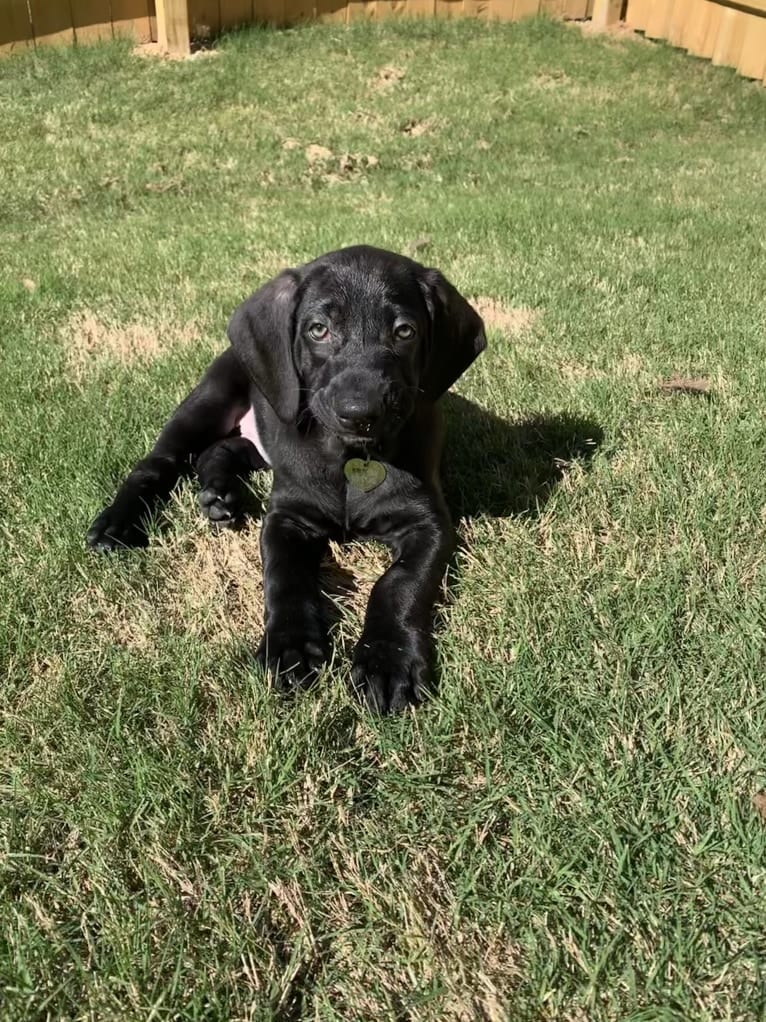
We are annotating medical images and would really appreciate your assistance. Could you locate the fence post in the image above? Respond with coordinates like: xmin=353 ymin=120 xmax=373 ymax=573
xmin=591 ymin=0 xmax=621 ymax=27
xmin=156 ymin=0 xmax=191 ymax=53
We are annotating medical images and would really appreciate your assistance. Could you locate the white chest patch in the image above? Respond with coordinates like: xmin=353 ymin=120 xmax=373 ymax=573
xmin=239 ymin=406 xmax=271 ymax=466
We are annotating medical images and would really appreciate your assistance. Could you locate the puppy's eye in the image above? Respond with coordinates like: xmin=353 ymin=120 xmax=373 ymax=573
xmin=308 ymin=322 xmax=329 ymax=341
xmin=394 ymin=323 xmax=416 ymax=341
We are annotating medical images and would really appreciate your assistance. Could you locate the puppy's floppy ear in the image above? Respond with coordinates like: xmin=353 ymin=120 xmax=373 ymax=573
xmin=418 ymin=268 xmax=487 ymax=400
xmin=227 ymin=270 xmax=301 ymax=422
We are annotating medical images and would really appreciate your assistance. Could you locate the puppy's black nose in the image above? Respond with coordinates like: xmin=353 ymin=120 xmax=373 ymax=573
xmin=335 ymin=398 xmax=380 ymax=435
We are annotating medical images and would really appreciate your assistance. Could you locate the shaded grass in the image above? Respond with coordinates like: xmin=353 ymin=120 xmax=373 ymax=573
xmin=1 ymin=16 xmax=766 ymax=1021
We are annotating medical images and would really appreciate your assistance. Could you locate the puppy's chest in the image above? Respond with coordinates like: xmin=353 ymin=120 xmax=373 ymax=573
xmin=337 ymin=460 xmax=426 ymax=535
xmin=273 ymin=448 xmax=418 ymax=534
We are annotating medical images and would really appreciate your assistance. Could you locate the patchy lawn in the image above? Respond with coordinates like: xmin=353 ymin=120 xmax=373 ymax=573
xmin=1 ymin=16 xmax=766 ymax=1020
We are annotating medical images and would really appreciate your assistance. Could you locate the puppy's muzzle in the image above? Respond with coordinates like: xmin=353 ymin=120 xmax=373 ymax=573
xmin=317 ymin=369 xmax=405 ymax=440
xmin=333 ymin=394 xmax=383 ymax=437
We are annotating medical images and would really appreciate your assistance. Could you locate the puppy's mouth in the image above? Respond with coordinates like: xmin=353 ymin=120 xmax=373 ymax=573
xmin=324 ymin=418 xmax=384 ymax=447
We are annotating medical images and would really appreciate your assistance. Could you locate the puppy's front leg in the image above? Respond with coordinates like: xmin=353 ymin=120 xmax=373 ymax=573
xmin=87 ymin=350 xmax=250 ymax=551
xmin=257 ymin=511 xmax=329 ymax=693
xmin=352 ymin=508 xmax=455 ymax=715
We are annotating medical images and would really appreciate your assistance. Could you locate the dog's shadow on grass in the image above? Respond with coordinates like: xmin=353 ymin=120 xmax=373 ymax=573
xmin=318 ymin=397 xmax=603 ymax=711
xmin=320 ymin=396 xmax=603 ymax=629
xmin=441 ymin=393 xmax=603 ymax=522
xmin=320 ymin=397 xmax=603 ymax=622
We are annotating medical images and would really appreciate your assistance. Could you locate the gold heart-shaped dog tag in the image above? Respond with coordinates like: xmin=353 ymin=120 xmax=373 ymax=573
xmin=344 ymin=458 xmax=387 ymax=493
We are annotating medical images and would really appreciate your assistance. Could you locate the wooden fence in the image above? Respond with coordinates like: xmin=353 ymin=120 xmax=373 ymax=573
xmin=0 ymin=0 xmax=595 ymax=53
xmin=0 ymin=1 xmax=156 ymax=51
xmin=0 ymin=0 xmax=599 ymax=53
xmin=1 ymin=0 xmax=765 ymax=87
xmin=624 ymin=1 xmax=766 ymax=81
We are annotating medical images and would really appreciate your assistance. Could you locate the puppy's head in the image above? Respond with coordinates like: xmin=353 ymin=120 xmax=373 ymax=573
xmin=228 ymin=246 xmax=486 ymax=445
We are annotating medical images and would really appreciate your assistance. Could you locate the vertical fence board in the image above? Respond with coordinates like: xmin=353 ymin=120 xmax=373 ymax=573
xmin=493 ymin=0 xmax=518 ymax=20
xmin=540 ymin=0 xmax=566 ymax=16
xmin=29 ymin=0 xmax=76 ymax=44
xmin=645 ymin=0 xmax=674 ymax=38
xmin=624 ymin=0 xmax=650 ymax=31
xmin=156 ymin=0 xmax=190 ymax=50
xmin=71 ymin=0 xmax=114 ymax=41
xmin=680 ymin=0 xmax=708 ymax=52
xmin=514 ymin=0 xmax=541 ymax=18
xmin=111 ymin=0 xmax=153 ymax=42
xmin=462 ymin=0 xmax=490 ymax=16
xmin=405 ymin=0 xmax=437 ymax=14
xmin=591 ymin=0 xmax=621 ymax=27
xmin=711 ymin=6 xmax=747 ymax=65
xmin=699 ymin=0 xmax=722 ymax=56
xmin=563 ymin=0 xmax=589 ymax=18
xmin=435 ymin=0 xmax=464 ymax=17
xmin=667 ymin=0 xmax=689 ymax=45
xmin=188 ymin=0 xmax=220 ymax=34
xmin=219 ymin=0 xmax=254 ymax=27
xmin=737 ymin=12 xmax=766 ymax=77
xmin=315 ymin=0 xmax=347 ymax=19
xmin=0 ymin=0 xmax=34 ymax=51
xmin=347 ymin=0 xmax=376 ymax=18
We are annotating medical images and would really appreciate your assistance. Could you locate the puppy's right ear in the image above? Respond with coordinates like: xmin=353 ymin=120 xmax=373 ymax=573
xmin=227 ymin=270 xmax=301 ymax=423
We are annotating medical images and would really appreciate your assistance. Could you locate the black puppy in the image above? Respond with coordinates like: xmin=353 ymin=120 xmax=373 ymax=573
xmin=87 ymin=246 xmax=486 ymax=713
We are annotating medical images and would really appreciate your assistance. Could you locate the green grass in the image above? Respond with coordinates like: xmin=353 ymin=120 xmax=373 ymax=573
xmin=2 ymin=16 xmax=766 ymax=1020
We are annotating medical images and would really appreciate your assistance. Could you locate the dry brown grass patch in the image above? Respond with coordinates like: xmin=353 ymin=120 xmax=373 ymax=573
xmin=76 ymin=493 xmax=393 ymax=654
xmin=324 ymin=844 xmax=521 ymax=1019
xmin=532 ymin=69 xmax=571 ymax=89
xmin=73 ymin=583 xmax=160 ymax=653
xmin=61 ymin=310 xmax=203 ymax=384
xmin=472 ymin=296 xmax=539 ymax=337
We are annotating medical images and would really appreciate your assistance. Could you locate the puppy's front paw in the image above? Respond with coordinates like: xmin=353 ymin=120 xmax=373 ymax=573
xmin=197 ymin=478 xmax=249 ymax=530
xmin=351 ymin=634 xmax=434 ymax=715
xmin=86 ymin=503 xmax=150 ymax=552
xmin=256 ymin=630 xmax=328 ymax=694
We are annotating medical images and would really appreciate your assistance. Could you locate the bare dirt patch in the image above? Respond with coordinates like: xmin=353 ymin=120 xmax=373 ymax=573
xmin=304 ymin=146 xmax=379 ymax=186
xmin=532 ymin=69 xmax=571 ymax=89
xmin=371 ymin=65 xmax=406 ymax=90
xmin=61 ymin=310 xmax=203 ymax=384
xmin=753 ymin=791 xmax=766 ymax=823
xmin=400 ymin=118 xmax=435 ymax=138
xmin=472 ymin=297 xmax=539 ymax=337
xmin=132 ymin=42 xmax=220 ymax=61
xmin=305 ymin=144 xmax=334 ymax=165
xmin=406 ymin=235 xmax=433 ymax=258
xmin=657 ymin=376 xmax=712 ymax=396
xmin=574 ymin=20 xmax=653 ymax=45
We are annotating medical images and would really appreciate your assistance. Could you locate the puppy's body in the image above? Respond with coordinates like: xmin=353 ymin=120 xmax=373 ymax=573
xmin=87 ymin=246 xmax=486 ymax=713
